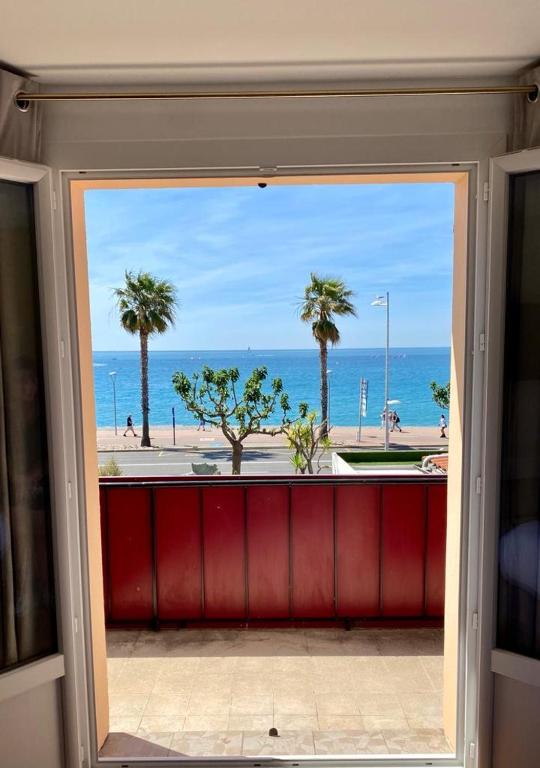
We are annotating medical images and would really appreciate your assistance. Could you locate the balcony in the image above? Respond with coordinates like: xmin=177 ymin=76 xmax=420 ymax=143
xmin=100 ymin=474 xmax=449 ymax=758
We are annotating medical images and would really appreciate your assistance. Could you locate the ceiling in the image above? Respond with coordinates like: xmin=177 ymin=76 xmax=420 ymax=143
xmin=1 ymin=0 xmax=539 ymax=85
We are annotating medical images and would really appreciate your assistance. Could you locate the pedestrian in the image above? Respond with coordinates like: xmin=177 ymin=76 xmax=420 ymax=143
xmin=123 ymin=414 xmax=137 ymax=437
xmin=197 ymin=416 xmax=206 ymax=432
xmin=380 ymin=409 xmax=386 ymax=429
xmin=393 ymin=410 xmax=402 ymax=432
xmin=389 ymin=410 xmax=395 ymax=432
xmin=439 ymin=413 xmax=447 ymax=438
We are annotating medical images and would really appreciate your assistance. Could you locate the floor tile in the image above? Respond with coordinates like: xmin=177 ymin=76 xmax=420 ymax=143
xmin=398 ymin=692 xmax=442 ymax=716
xmin=108 ymin=692 xmax=148 ymax=718
xmin=317 ymin=715 xmax=365 ymax=731
xmin=314 ymin=730 xmax=388 ymax=755
xmin=143 ymin=693 xmax=190 ymax=716
xmin=383 ymin=727 xmax=452 ymax=754
xmin=108 ymin=717 xmax=142 ymax=734
xmin=171 ymin=731 xmax=243 ymax=756
xmin=356 ymin=693 xmax=405 ymax=717
xmin=274 ymin=715 xmax=319 ymax=730
xmin=183 ymin=715 xmax=230 ymax=731
xmin=228 ymin=714 xmax=273 ymax=730
xmin=135 ymin=728 xmax=174 ymax=749
xmin=364 ymin=716 xmax=410 ymax=732
xmin=230 ymin=693 xmax=273 ymax=715
xmin=316 ymin=693 xmax=359 ymax=715
xmin=153 ymin=672 xmax=195 ymax=695
xmin=274 ymin=693 xmax=316 ymax=715
xmin=104 ymin=626 xmax=446 ymax=759
xmin=139 ymin=716 xmax=185 ymax=732
xmin=242 ymin=731 xmax=315 ymax=756
xmin=101 ymin=732 xmax=171 ymax=758
xmin=188 ymin=692 xmax=231 ymax=714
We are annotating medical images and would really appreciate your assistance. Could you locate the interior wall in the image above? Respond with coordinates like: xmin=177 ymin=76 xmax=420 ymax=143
xmin=492 ymin=675 xmax=540 ymax=768
xmin=0 ymin=680 xmax=64 ymax=768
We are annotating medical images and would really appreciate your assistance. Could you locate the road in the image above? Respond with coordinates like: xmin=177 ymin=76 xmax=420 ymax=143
xmin=98 ymin=447 xmax=333 ymax=476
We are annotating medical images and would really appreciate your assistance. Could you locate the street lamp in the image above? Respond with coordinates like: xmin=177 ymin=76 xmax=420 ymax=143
xmin=109 ymin=371 xmax=118 ymax=436
xmin=371 ymin=293 xmax=390 ymax=451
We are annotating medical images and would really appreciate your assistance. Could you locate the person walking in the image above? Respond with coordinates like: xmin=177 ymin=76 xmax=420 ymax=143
xmin=393 ymin=410 xmax=402 ymax=432
xmin=123 ymin=414 xmax=137 ymax=437
xmin=197 ymin=417 xmax=206 ymax=432
xmin=439 ymin=413 xmax=447 ymax=438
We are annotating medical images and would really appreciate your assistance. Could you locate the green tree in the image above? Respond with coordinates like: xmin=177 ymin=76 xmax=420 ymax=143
xmin=430 ymin=380 xmax=450 ymax=410
xmin=172 ymin=365 xmax=307 ymax=474
xmin=300 ymin=273 xmax=357 ymax=437
xmin=285 ymin=411 xmax=331 ymax=474
xmin=114 ymin=270 xmax=177 ymax=447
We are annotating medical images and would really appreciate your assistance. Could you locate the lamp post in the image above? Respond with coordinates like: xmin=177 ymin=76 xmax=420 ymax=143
xmin=109 ymin=371 xmax=118 ymax=436
xmin=371 ymin=293 xmax=390 ymax=451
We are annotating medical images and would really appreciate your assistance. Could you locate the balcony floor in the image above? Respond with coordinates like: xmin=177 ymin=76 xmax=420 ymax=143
xmin=102 ymin=628 xmax=452 ymax=758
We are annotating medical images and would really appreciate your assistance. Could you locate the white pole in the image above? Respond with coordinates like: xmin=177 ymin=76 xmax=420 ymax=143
xmin=384 ymin=292 xmax=390 ymax=452
xmin=110 ymin=371 xmax=118 ymax=436
xmin=357 ymin=379 xmax=362 ymax=442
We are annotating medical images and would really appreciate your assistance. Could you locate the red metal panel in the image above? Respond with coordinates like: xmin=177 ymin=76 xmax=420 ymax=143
xmin=202 ymin=486 xmax=246 ymax=618
xmin=247 ymin=485 xmax=290 ymax=618
xmin=425 ymin=484 xmax=447 ymax=617
xmin=107 ymin=487 xmax=153 ymax=621
xmin=100 ymin=486 xmax=111 ymax=621
xmin=155 ymin=487 xmax=202 ymax=620
xmin=381 ymin=484 xmax=426 ymax=616
xmin=335 ymin=485 xmax=381 ymax=616
xmin=291 ymin=485 xmax=335 ymax=618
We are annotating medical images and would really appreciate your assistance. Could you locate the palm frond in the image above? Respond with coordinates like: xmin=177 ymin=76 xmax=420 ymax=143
xmin=113 ymin=270 xmax=178 ymax=335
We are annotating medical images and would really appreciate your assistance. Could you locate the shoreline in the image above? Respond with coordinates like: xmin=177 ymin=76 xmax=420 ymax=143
xmin=97 ymin=424 xmax=448 ymax=451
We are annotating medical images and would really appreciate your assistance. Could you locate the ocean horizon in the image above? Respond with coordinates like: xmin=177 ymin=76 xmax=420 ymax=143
xmin=93 ymin=347 xmax=450 ymax=429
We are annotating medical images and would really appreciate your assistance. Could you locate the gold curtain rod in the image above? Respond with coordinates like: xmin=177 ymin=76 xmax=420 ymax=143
xmin=15 ymin=83 xmax=539 ymax=111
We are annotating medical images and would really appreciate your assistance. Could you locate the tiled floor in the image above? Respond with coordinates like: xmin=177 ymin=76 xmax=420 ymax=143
xmin=102 ymin=628 xmax=452 ymax=758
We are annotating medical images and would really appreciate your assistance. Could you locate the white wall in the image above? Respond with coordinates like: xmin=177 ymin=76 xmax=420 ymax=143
xmin=0 ymin=680 xmax=64 ymax=767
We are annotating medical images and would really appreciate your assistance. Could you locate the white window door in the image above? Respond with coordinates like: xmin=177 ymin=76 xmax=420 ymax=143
xmin=481 ymin=147 xmax=540 ymax=768
xmin=0 ymin=158 xmax=85 ymax=768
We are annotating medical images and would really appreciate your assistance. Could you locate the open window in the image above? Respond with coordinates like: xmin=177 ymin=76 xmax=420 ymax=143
xmin=63 ymin=168 xmax=478 ymax=766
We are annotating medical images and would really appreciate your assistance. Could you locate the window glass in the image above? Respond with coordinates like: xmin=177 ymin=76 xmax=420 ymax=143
xmin=498 ymin=170 xmax=540 ymax=659
xmin=0 ymin=180 xmax=57 ymax=672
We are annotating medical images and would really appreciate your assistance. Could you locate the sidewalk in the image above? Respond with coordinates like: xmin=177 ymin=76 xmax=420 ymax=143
xmin=97 ymin=425 xmax=448 ymax=452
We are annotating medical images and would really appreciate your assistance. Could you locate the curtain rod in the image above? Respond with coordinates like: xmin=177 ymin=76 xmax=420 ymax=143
xmin=14 ymin=83 xmax=539 ymax=111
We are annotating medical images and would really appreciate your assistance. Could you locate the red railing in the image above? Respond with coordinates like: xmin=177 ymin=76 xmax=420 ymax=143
xmin=99 ymin=475 xmax=447 ymax=627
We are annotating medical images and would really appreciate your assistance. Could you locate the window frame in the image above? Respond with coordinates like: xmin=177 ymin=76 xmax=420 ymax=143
xmin=56 ymin=161 xmax=486 ymax=768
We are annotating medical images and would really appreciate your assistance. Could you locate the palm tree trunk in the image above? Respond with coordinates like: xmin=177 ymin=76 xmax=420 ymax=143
xmin=319 ymin=339 xmax=328 ymax=437
xmin=139 ymin=330 xmax=151 ymax=447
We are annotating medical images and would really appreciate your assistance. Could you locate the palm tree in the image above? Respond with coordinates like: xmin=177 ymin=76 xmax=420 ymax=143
xmin=114 ymin=271 xmax=177 ymax=447
xmin=300 ymin=273 xmax=357 ymax=437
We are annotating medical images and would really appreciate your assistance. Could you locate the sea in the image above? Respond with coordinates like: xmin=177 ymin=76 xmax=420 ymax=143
xmin=93 ymin=347 xmax=450 ymax=429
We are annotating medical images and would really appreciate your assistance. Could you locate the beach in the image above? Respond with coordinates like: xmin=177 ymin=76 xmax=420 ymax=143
xmin=97 ymin=424 xmax=448 ymax=451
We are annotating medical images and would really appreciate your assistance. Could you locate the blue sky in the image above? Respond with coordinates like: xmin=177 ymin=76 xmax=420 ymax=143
xmin=84 ymin=182 xmax=454 ymax=350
